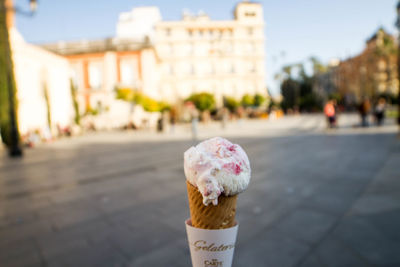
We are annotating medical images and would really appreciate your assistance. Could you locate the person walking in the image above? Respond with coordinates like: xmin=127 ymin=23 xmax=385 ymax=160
xmin=359 ymin=98 xmax=371 ymax=127
xmin=324 ymin=100 xmax=336 ymax=128
xmin=374 ymin=97 xmax=386 ymax=126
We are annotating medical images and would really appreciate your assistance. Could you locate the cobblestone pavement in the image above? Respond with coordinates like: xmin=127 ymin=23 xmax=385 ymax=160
xmin=0 ymin=114 xmax=399 ymax=267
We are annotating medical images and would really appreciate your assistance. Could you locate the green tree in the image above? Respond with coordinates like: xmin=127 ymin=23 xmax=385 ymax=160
xmin=280 ymin=61 xmax=323 ymax=112
xmin=309 ymin=56 xmax=327 ymax=74
xmin=136 ymin=93 xmax=166 ymax=112
xmin=372 ymin=28 xmax=397 ymax=98
xmin=328 ymin=93 xmax=342 ymax=103
xmin=374 ymin=28 xmax=397 ymax=58
xmin=0 ymin=1 xmax=21 ymax=149
xmin=115 ymin=87 xmax=135 ymax=102
xmin=241 ymin=94 xmax=254 ymax=107
xmin=269 ymin=98 xmax=280 ymax=109
xmin=254 ymin=93 xmax=266 ymax=107
xmin=223 ymin=96 xmax=240 ymax=112
xmin=281 ymin=78 xmax=300 ymax=111
xmin=282 ymin=65 xmax=293 ymax=78
xmin=299 ymin=94 xmax=322 ymax=111
xmin=115 ymin=88 xmax=170 ymax=112
xmin=43 ymin=83 xmax=52 ymax=128
xmin=299 ymin=68 xmax=313 ymax=103
xmin=186 ymin=92 xmax=215 ymax=112
xmin=299 ymin=63 xmax=322 ymax=111
xmin=70 ymin=80 xmax=81 ymax=125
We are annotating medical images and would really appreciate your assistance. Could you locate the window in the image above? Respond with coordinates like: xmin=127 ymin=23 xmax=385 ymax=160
xmin=190 ymin=64 xmax=195 ymax=75
xmin=224 ymin=61 xmax=230 ymax=73
xmin=188 ymin=43 xmax=194 ymax=55
xmin=230 ymin=64 xmax=235 ymax=73
xmin=250 ymin=62 xmax=256 ymax=73
xmin=232 ymin=85 xmax=237 ymax=96
xmin=246 ymin=43 xmax=254 ymax=52
xmin=245 ymin=12 xmax=256 ymax=17
xmin=227 ymin=43 xmax=233 ymax=53
xmin=210 ymin=64 xmax=216 ymax=75
xmin=165 ymin=28 xmax=171 ymax=36
xmin=70 ymin=67 xmax=79 ymax=88
xmin=248 ymin=27 xmax=254 ymax=36
xmin=88 ymin=62 xmax=102 ymax=89
xmin=168 ymin=64 xmax=174 ymax=75
xmin=188 ymin=30 xmax=193 ymax=37
xmin=120 ymin=61 xmax=134 ymax=85
xmin=251 ymin=43 xmax=256 ymax=52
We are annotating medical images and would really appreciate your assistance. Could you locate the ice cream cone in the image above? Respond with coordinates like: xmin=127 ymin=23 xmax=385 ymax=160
xmin=186 ymin=181 xmax=237 ymax=229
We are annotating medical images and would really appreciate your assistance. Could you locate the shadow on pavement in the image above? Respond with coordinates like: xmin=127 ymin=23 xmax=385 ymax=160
xmin=0 ymin=131 xmax=399 ymax=267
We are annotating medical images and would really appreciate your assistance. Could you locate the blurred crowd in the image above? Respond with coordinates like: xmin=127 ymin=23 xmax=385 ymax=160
xmin=324 ymin=97 xmax=388 ymax=129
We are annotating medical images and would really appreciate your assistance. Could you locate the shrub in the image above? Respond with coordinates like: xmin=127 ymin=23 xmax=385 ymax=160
xmin=241 ymin=94 xmax=254 ymax=108
xmin=86 ymin=107 xmax=99 ymax=116
xmin=70 ymin=80 xmax=81 ymax=125
xmin=254 ymin=93 xmax=266 ymax=107
xmin=115 ymin=88 xmax=170 ymax=112
xmin=115 ymin=88 xmax=135 ymax=101
xmin=269 ymin=99 xmax=281 ymax=109
xmin=186 ymin=93 xmax=215 ymax=112
xmin=224 ymin=96 xmax=240 ymax=112
xmin=299 ymin=93 xmax=322 ymax=112
xmin=158 ymin=102 xmax=171 ymax=112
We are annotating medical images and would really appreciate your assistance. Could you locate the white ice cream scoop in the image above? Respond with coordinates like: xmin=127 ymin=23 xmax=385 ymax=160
xmin=184 ymin=137 xmax=251 ymax=206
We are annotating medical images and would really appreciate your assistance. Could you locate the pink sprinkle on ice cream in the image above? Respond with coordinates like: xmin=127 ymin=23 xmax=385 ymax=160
xmin=234 ymin=164 xmax=242 ymax=175
xmin=184 ymin=137 xmax=251 ymax=206
xmin=223 ymin=163 xmax=242 ymax=175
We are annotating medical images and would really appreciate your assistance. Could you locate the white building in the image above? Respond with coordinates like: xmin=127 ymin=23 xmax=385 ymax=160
xmin=116 ymin=7 xmax=162 ymax=42
xmin=32 ymin=1 xmax=267 ymax=134
xmin=3 ymin=0 xmax=267 ymax=142
xmin=42 ymin=38 xmax=161 ymax=129
xmin=116 ymin=1 xmax=267 ymax=105
xmin=9 ymin=27 xmax=73 ymax=137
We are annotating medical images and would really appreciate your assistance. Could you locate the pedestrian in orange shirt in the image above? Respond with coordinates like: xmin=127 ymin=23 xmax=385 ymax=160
xmin=324 ymin=100 xmax=336 ymax=128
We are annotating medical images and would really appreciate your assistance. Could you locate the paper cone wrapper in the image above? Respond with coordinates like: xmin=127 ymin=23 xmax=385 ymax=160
xmin=186 ymin=181 xmax=237 ymax=229
xmin=186 ymin=219 xmax=238 ymax=267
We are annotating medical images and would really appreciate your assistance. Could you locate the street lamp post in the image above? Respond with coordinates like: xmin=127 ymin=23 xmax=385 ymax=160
xmin=397 ymin=1 xmax=400 ymax=134
xmin=0 ymin=0 xmax=36 ymax=157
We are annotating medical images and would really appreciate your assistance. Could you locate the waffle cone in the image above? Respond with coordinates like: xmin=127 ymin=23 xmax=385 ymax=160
xmin=186 ymin=181 xmax=237 ymax=229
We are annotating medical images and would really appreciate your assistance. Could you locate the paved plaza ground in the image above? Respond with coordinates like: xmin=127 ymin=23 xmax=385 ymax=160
xmin=0 ymin=114 xmax=399 ymax=267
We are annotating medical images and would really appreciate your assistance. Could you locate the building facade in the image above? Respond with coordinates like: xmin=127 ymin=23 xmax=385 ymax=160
xmin=44 ymin=39 xmax=157 ymax=110
xmin=338 ymin=29 xmax=398 ymax=102
xmin=315 ymin=28 xmax=398 ymax=106
xmin=45 ymin=1 xmax=267 ymax=111
xmin=36 ymin=1 xmax=267 ymax=131
xmin=43 ymin=38 xmax=161 ymax=129
xmin=6 ymin=4 xmax=73 ymax=138
xmin=117 ymin=1 xmax=267 ymax=105
xmin=2 ymin=0 xmax=267 ymax=143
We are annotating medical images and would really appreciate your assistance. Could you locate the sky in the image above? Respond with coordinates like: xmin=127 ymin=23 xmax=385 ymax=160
xmin=15 ymin=0 xmax=399 ymax=96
